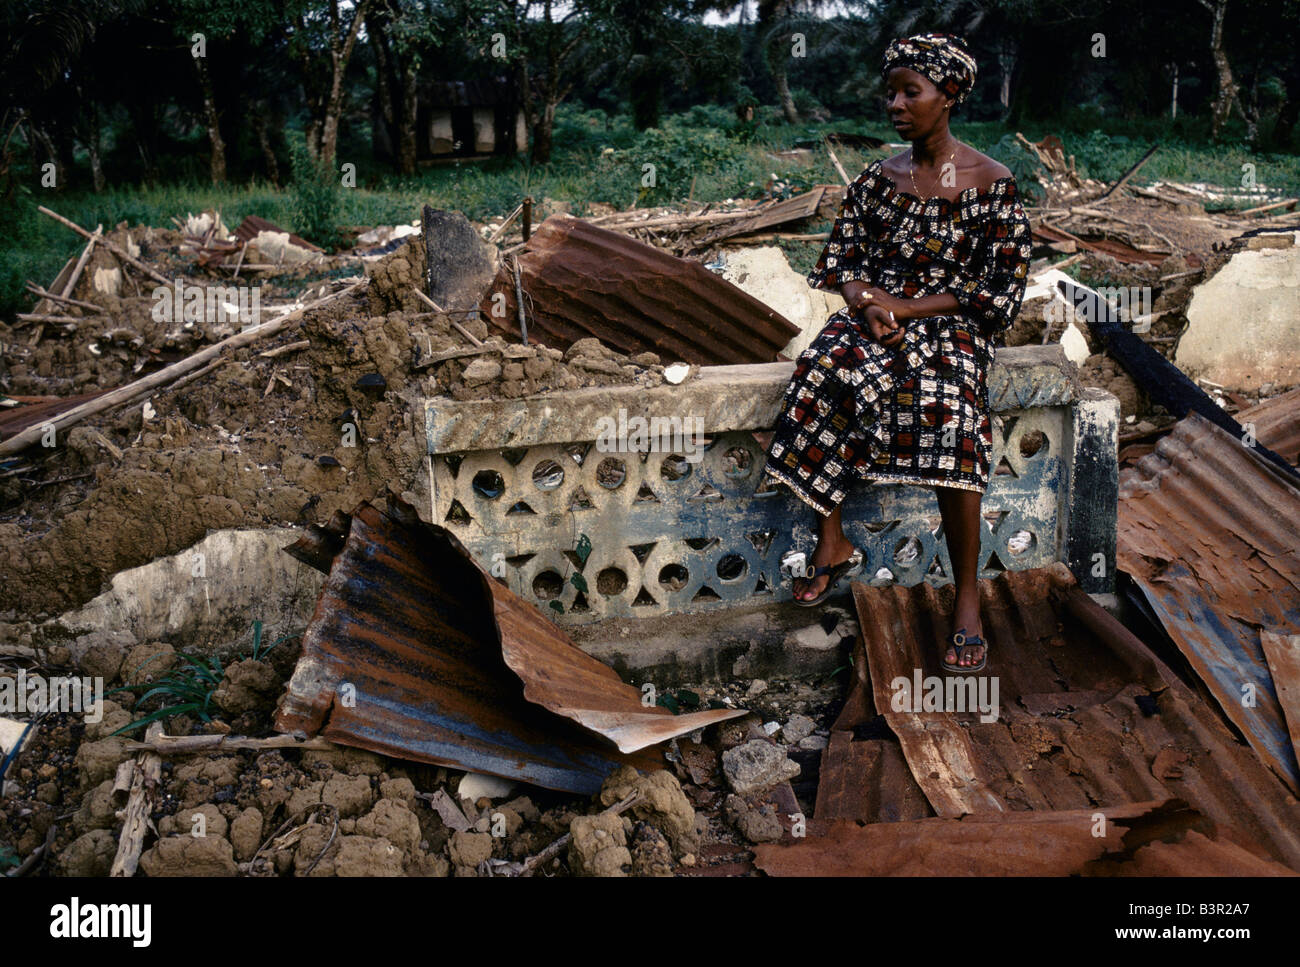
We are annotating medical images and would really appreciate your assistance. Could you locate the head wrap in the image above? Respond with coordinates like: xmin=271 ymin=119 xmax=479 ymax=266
xmin=881 ymin=33 xmax=978 ymax=105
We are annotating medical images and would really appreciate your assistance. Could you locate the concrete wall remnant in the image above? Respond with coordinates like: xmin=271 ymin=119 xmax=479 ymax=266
xmin=40 ymin=528 xmax=324 ymax=663
xmin=1178 ymin=232 xmax=1300 ymax=389
xmin=423 ymin=344 xmax=1118 ymax=623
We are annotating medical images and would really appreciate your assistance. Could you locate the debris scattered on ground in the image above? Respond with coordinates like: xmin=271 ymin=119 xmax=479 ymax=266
xmin=4 ymin=141 xmax=1299 ymax=878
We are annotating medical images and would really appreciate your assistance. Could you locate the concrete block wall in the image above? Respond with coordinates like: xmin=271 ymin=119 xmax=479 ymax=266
xmin=423 ymin=344 xmax=1119 ymax=624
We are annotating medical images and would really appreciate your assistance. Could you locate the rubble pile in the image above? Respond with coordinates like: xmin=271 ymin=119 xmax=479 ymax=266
xmin=3 ymin=137 xmax=1298 ymax=879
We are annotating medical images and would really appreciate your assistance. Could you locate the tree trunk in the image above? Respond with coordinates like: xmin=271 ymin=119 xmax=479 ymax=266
xmin=998 ymin=42 xmax=1016 ymax=111
xmin=1273 ymin=94 xmax=1298 ymax=146
xmin=31 ymin=123 xmax=63 ymax=188
xmin=194 ymin=55 xmax=227 ymax=184
xmin=87 ymin=128 xmax=104 ymax=193
xmin=533 ymin=98 xmax=556 ymax=164
xmin=251 ymin=111 xmax=281 ymax=186
xmin=1200 ymin=0 xmax=1239 ymax=140
xmin=759 ymin=0 xmax=798 ymax=124
xmin=399 ymin=63 xmax=418 ymax=175
xmin=317 ymin=0 xmax=371 ymax=168
xmin=368 ymin=8 xmax=399 ymax=166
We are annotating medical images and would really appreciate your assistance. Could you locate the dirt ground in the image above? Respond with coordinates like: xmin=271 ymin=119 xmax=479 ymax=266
xmin=0 ymin=637 xmax=837 ymax=876
xmin=0 ymin=230 xmax=668 ymax=621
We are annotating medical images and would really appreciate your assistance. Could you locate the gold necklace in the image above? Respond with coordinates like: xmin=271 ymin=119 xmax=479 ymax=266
xmin=909 ymin=142 xmax=959 ymax=200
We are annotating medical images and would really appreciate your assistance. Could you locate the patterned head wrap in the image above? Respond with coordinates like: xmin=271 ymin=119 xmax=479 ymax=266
xmin=881 ymin=33 xmax=978 ymax=105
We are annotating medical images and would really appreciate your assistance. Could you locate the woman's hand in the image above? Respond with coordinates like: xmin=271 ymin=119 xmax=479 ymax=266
xmin=848 ymin=287 xmax=911 ymax=319
xmin=864 ymin=304 xmax=904 ymax=348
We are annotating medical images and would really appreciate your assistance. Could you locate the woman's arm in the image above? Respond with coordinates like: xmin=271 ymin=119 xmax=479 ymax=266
xmin=841 ymin=286 xmax=960 ymax=321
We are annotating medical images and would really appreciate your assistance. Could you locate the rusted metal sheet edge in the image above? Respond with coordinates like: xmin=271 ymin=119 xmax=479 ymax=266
xmin=753 ymin=800 xmax=1299 ymax=877
xmin=1122 ymin=578 xmax=1300 ymax=796
xmin=1259 ymin=629 xmax=1300 ymax=777
xmin=1237 ymin=387 xmax=1300 ymax=465
xmin=486 ymin=546 xmax=749 ymax=752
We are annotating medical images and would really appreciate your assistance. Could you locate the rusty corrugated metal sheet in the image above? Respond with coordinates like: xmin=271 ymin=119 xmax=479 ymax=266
xmin=754 ymin=801 xmax=1298 ymax=876
xmin=235 ymin=215 xmax=323 ymax=252
xmin=491 ymin=590 xmax=747 ymax=752
xmin=1117 ymin=411 xmax=1300 ymax=794
xmin=274 ymin=495 xmax=743 ymax=794
xmin=1237 ymin=386 xmax=1300 ymax=466
xmin=1259 ymin=630 xmax=1300 ymax=772
xmin=480 ymin=215 xmax=800 ymax=364
xmin=842 ymin=563 xmax=1300 ymax=871
xmin=0 ymin=391 xmax=110 ymax=442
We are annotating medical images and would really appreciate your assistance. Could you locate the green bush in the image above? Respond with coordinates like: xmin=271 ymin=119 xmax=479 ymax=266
xmin=288 ymin=134 xmax=344 ymax=250
xmin=987 ymin=133 xmax=1046 ymax=204
xmin=615 ymin=125 xmax=745 ymax=205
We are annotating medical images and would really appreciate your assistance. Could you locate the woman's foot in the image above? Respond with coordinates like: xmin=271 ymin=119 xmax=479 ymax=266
xmin=793 ymin=535 xmax=858 ymax=602
xmin=943 ymin=597 xmax=984 ymax=669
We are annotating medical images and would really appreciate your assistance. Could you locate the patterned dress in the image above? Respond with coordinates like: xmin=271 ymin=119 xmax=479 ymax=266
xmin=764 ymin=157 xmax=1033 ymax=516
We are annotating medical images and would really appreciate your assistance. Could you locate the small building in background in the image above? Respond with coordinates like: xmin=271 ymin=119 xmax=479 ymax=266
xmin=426 ymin=77 xmax=527 ymax=158
xmin=373 ymin=75 xmax=527 ymax=163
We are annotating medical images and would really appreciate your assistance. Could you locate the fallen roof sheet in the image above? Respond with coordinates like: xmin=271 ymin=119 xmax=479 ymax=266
xmin=1237 ymin=386 xmax=1300 ymax=467
xmin=480 ymin=215 xmax=800 ymax=364
xmin=0 ymin=391 xmax=111 ymax=442
xmin=754 ymin=800 xmax=1298 ymax=877
xmin=234 ymin=214 xmax=323 ymax=253
xmin=1261 ymin=630 xmax=1300 ymax=770
xmin=274 ymin=495 xmax=743 ymax=794
xmin=845 ymin=563 xmax=1300 ymax=871
xmin=1117 ymin=411 xmax=1300 ymax=794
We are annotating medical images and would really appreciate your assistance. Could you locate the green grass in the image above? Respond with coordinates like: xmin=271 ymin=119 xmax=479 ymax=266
xmin=106 ymin=620 xmax=299 ymax=736
xmin=4 ymin=104 xmax=1297 ymax=319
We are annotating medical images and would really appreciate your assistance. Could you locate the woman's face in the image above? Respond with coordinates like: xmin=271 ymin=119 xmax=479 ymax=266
xmin=884 ymin=66 xmax=948 ymax=139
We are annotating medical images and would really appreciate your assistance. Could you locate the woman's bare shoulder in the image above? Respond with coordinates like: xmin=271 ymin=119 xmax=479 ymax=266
xmin=965 ymin=148 xmax=1013 ymax=190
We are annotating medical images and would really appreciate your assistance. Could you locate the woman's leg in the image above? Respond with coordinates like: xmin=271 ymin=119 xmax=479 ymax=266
xmin=792 ymin=504 xmax=857 ymax=601
xmin=935 ymin=486 xmax=985 ymax=667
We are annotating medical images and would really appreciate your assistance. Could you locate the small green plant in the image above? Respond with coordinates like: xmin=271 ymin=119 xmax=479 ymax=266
xmin=249 ymin=619 xmax=300 ymax=662
xmin=108 ymin=650 xmax=225 ymax=735
xmin=288 ymin=133 xmax=343 ymax=251
xmin=107 ymin=620 xmax=299 ymax=735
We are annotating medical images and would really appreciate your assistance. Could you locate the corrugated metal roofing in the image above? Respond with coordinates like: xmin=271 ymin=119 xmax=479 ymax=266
xmin=754 ymin=800 xmax=1298 ymax=876
xmin=1118 ymin=411 xmax=1300 ymax=794
xmin=0 ymin=391 xmax=110 ymax=443
xmin=274 ymin=495 xmax=743 ymax=794
xmin=1237 ymin=386 xmax=1300 ymax=467
xmin=480 ymin=215 xmax=801 ymax=364
xmin=830 ymin=563 xmax=1300 ymax=871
